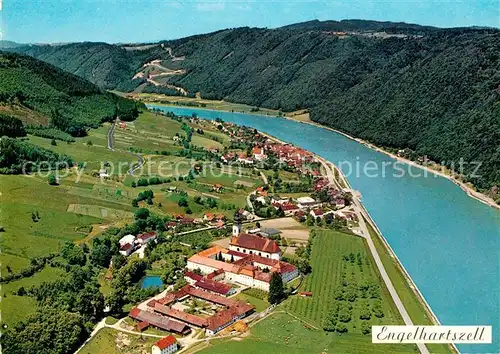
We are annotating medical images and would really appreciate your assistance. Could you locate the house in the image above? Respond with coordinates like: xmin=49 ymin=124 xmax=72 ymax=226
xmin=212 ymin=184 xmax=223 ymax=193
xmin=299 ymin=291 xmax=313 ymax=297
xmin=333 ymin=198 xmax=346 ymax=209
xmin=273 ymin=202 xmax=299 ymax=216
xmin=152 ymin=335 xmax=178 ymax=354
xmin=310 ymin=208 xmax=324 ymax=219
xmin=297 ymin=196 xmax=321 ymax=209
xmin=119 ymin=234 xmax=136 ymax=247
xmin=119 ymin=242 xmax=134 ymax=256
xmin=137 ymin=231 xmax=157 ymax=245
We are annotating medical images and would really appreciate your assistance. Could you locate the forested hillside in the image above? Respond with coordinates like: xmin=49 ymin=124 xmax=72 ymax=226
xmin=9 ymin=21 xmax=500 ymax=194
xmin=0 ymin=51 xmax=143 ymax=136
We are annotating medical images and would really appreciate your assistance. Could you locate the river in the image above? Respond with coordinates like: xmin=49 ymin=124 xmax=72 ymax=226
xmin=148 ymin=104 xmax=499 ymax=353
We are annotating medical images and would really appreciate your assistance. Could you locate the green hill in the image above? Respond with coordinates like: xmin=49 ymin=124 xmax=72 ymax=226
xmin=0 ymin=51 xmax=143 ymax=134
xmin=9 ymin=21 xmax=500 ymax=193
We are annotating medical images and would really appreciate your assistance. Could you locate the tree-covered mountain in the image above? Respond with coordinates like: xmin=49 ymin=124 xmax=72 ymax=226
xmin=8 ymin=20 xmax=500 ymax=194
xmin=0 ymin=51 xmax=143 ymax=135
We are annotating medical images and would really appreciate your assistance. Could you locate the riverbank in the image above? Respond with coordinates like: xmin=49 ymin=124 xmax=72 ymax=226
xmin=141 ymin=97 xmax=498 ymax=211
xmin=276 ymin=115 xmax=500 ymax=211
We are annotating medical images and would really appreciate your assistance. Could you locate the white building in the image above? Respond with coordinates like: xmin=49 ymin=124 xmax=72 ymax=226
xmin=152 ymin=335 xmax=178 ymax=354
xmin=297 ymin=196 xmax=321 ymax=209
xmin=119 ymin=234 xmax=136 ymax=247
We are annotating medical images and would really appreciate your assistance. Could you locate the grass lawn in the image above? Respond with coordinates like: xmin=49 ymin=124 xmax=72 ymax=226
xmin=0 ymin=175 xmax=105 ymax=259
xmin=28 ymin=132 xmax=136 ymax=173
xmin=195 ymin=312 xmax=417 ymax=354
xmin=79 ymin=328 xmax=157 ymax=354
xmin=1 ymin=267 xmax=68 ymax=326
xmin=233 ymin=293 xmax=269 ymax=312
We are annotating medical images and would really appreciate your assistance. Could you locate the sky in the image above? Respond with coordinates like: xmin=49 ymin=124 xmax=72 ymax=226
xmin=1 ymin=0 xmax=499 ymax=44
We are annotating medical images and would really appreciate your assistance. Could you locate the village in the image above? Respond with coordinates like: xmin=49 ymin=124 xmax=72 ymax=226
xmin=105 ymin=111 xmax=362 ymax=353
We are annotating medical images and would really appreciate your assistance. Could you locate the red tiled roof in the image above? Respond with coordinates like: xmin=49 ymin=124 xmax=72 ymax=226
xmin=206 ymin=268 xmax=224 ymax=279
xmin=227 ymin=250 xmax=247 ymax=258
xmin=184 ymin=270 xmax=203 ymax=282
xmin=230 ymin=233 xmax=281 ymax=254
xmin=136 ymin=321 xmax=149 ymax=331
xmin=162 ymin=307 xmax=207 ymax=327
xmin=312 ymin=208 xmax=324 ymax=216
xmin=154 ymin=335 xmax=177 ymax=350
xmin=120 ymin=243 xmax=133 ymax=251
xmin=128 ymin=308 xmax=189 ymax=334
xmin=137 ymin=231 xmax=157 ymax=241
xmin=194 ymin=278 xmax=232 ymax=295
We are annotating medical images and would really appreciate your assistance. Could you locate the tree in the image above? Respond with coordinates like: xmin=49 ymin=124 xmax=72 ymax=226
xmin=178 ymin=196 xmax=188 ymax=207
xmin=268 ymin=272 xmax=285 ymax=304
xmin=131 ymin=181 xmax=137 ymax=188
xmin=86 ymin=140 xmax=93 ymax=146
xmin=361 ymin=321 xmax=371 ymax=335
xmin=1 ymin=307 xmax=88 ymax=354
xmin=61 ymin=242 xmax=86 ymax=266
xmin=48 ymin=174 xmax=58 ymax=185
xmin=336 ymin=323 xmax=348 ymax=333
xmin=134 ymin=208 xmax=150 ymax=219
xmin=50 ymin=138 xmax=57 ymax=146
xmin=132 ymin=199 xmax=139 ymax=208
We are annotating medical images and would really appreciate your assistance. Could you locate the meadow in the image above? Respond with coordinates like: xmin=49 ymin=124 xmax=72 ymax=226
xmin=193 ymin=312 xmax=417 ymax=354
xmin=78 ymin=328 xmax=157 ymax=354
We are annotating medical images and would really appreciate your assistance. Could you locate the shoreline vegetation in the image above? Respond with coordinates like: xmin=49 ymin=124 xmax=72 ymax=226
xmin=135 ymin=93 xmax=499 ymax=211
xmin=139 ymin=95 xmax=455 ymax=353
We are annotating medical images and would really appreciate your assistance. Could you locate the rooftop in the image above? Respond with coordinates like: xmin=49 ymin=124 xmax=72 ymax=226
xmin=154 ymin=335 xmax=177 ymax=350
xmin=230 ymin=233 xmax=281 ymax=254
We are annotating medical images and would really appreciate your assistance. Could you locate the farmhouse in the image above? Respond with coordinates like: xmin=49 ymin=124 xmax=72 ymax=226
xmin=152 ymin=335 xmax=178 ymax=354
xmin=119 ymin=242 xmax=134 ymax=256
xmin=137 ymin=231 xmax=157 ymax=245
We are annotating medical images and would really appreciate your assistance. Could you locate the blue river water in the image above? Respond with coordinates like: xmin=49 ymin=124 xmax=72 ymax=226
xmin=140 ymin=275 xmax=164 ymax=289
xmin=149 ymin=105 xmax=499 ymax=352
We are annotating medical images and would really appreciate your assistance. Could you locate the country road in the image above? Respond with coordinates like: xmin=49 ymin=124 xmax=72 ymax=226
xmin=107 ymin=119 xmax=145 ymax=175
xmin=320 ymin=158 xmax=430 ymax=354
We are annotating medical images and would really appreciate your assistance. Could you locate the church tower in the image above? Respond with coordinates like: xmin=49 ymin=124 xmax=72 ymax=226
xmin=232 ymin=210 xmax=243 ymax=237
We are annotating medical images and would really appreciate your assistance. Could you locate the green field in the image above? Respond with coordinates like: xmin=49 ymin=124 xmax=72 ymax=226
xmin=1 ymin=267 xmax=67 ymax=326
xmin=284 ymin=230 xmax=403 ymax=330
xmin=79 ymin=328 xmax=157 ymax=354
xmin=233 ymin=292 xmax=269 ymax=312
xmin=194 ymin=312 xmax=417 ymax=354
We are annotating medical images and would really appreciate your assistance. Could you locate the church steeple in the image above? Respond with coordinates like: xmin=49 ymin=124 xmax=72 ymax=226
xmin=232 ymin=210 xmax=243 ymax=237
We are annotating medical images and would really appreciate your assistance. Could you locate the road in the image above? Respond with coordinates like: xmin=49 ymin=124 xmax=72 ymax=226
xmin=320 ymin=160 xmax=430 ymax=354
xmin=106 ymin=119 xmax=145 ymax=175
xmin=107 ymin=120 xmax=117 ymax=150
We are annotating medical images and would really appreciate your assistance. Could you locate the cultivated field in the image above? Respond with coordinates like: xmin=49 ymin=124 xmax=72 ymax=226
xmin=284 ymin=230 xmax=403 ymax=330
